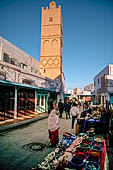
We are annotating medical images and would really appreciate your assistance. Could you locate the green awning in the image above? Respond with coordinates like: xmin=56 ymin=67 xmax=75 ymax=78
xmin=110 ymin=96 xmax=113 ymax=104
xmin=0 ymin=80 xmax=56 ymax=92
xmin=64 ymin=93 xmax=70 ymax=97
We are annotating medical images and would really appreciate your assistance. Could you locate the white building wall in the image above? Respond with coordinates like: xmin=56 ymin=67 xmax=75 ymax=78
xmin=66 ymin=89 xmax=74 ymax=95
xmin=0 ymin=36 xmax=63 ymax=92
xmin=94 ymin=65 xmax=109 ymax=92
xmin=0 ymin=36 xmax=40 ymax=74
xmin=94 ymin=64 xmax=113 ymax=106
xmin=106 ymin=75 xmax=113 ymax=93
xmin=109 ymin=65 xmax=113 ymax=76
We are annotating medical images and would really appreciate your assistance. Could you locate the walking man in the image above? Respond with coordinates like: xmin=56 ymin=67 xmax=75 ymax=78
xmin=58 ymin=99 xmax=64 ymax=118
xmin=70 ymin=102 xmax=79 ymax=129
xmin=64 ymin=100 xmax=71 ymax=119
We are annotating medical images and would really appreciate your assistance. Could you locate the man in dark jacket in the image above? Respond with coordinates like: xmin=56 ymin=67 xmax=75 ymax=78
xmin=58 ymin=99 xmax=64 ymax=118
xmin=100 ymin=108 xmax=111 ymax=134
xmin=64 ymin=100 xmax=71 ymax=119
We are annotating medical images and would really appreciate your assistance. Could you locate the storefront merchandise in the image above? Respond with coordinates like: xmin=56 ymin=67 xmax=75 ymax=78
xmin=37 ymin=129 xmax=106 ymax=170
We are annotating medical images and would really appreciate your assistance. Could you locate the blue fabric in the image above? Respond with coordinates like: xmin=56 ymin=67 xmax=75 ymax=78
xmin=83 ymin=118 xmax=100 ymax=132
xmin=88 ymin=118 xmax=95 ymax=122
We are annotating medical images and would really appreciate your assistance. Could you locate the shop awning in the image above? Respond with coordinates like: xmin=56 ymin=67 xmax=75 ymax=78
xmin=0 ymin=79 xmax=56 ymax=92
xmin=64 ymin=93 xmax=70 ymax=97
xmin=110 ymin=96 xmax=113 ymax=104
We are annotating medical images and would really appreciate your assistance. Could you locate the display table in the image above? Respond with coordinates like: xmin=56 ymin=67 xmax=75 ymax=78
xmin=37 ymin=133 xmax=107 ymax=170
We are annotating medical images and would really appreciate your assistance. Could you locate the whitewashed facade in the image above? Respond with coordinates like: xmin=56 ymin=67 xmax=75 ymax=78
xmin=94 ymin=64 xmax=113 ymax=106
xmin=0 ymin=36 xmax=62 ymax=91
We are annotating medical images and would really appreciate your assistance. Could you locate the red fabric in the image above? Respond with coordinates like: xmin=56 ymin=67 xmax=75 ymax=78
xmin=100 ymin=139 xmax=106 ymax=170
xmin=49 ymin=129 xmax=59 ymax=146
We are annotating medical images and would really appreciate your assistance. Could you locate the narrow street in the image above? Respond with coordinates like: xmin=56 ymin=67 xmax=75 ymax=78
xmin=0 ymin=114 xmax=74 ymax=170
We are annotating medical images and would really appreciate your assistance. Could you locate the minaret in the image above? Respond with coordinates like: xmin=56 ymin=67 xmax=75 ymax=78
xmin=40 ymin=1 xmax=63 ymax=80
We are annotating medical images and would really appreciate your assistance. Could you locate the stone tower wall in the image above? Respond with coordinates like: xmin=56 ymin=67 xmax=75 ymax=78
xmin=40 ymin=1 xmax=63 ymax=80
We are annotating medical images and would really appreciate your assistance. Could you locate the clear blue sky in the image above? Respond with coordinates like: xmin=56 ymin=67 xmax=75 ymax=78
xmin=0 ymin=0 xmax=113 ymax=90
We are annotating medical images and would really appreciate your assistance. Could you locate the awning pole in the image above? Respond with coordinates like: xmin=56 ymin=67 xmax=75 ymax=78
xmin=14 ymin=86 xmax=17 ymax=119
xmin=35 ymin=90 xmax=37 ymax=114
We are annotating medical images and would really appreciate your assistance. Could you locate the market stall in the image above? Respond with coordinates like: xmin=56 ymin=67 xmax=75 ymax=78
xmin=37 ymin=129 xmax=107 ymax=170
xmin=77 ymin=107 xmax=108 ymax=134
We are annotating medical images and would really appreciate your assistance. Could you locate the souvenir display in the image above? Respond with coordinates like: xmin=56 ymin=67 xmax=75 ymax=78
xmin=37 ymin=129 xmax=106 ymax=170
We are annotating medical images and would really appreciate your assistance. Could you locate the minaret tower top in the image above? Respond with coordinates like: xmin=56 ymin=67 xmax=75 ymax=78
xmin=40 ymin=1 xmax=63 ymax=80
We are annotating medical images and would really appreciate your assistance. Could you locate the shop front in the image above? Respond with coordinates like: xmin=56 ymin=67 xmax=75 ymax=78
xmin=36 ymin=90 xmax=57 ymax=114
xmin=36 ymin=90 xmax=48 ymax=114
xmin=0 ymin=80 xmax=57 ymax=121
xmin=0 ymin=84 xmax=15 ymax=120
xmin=17 ymin=88 xmax=35 ymax=117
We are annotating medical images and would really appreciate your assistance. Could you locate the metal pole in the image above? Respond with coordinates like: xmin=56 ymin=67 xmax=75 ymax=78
xmin=14 ymin=86 xmax=17 ymax=119
xmin=35 ymin=90 xmax=37 ymax=114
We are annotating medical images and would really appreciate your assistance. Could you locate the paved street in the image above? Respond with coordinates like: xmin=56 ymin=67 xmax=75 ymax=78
xmin=0 ymin=113 xmax=74 ymax=170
